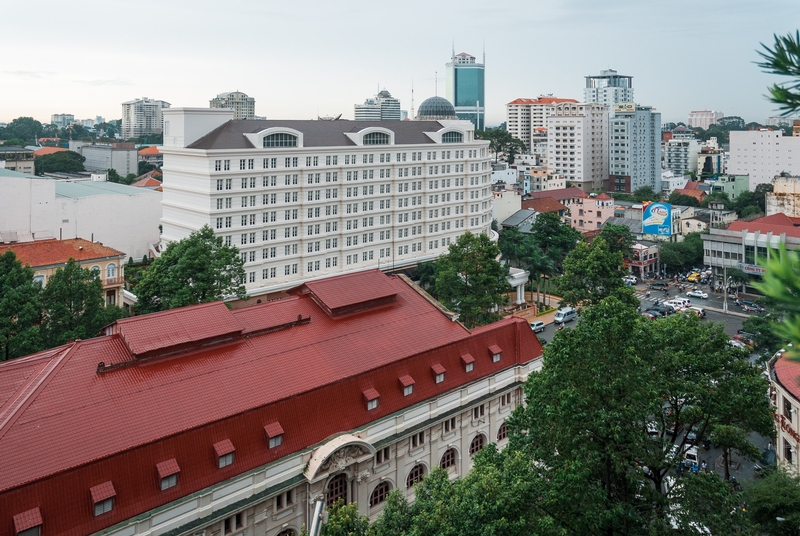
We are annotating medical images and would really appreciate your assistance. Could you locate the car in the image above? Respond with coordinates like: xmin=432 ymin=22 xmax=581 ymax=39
xmin=683 ymin=445 xmax=700 ymax=467
xmin=623 ymin=275 xmax=638 ymax=284
xmin=689 ymin=306 xmax=706 ymax=318
xmin=687 ymin=273 xmax=701 ymax=282
xmin=727 ymin=339 xmax=747 ymax=349
xmin=554 ymin=307 xmax=578 ymax=324
xmin=641 ymin=311 xmax=656 ymax=320
xmin=644 ymin=309 xmax=665 ymax=319
xmin=733 ymin=333 xmax=756 ymax=347
xmin=649 ymin=282 xmax=670 ymax=290
xmin=686 ymin=290 xmax=708 ymax=299
xmin=740 ymin=300 xmax=765 ymax=313
xmin=649 ymin=303 xmax=673 ymax=315
xmin=529 ymin=320 xmax=546 ymax=333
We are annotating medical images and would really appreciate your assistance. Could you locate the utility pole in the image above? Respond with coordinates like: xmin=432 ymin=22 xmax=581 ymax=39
xmin=722 ymin=265 xmax=728 ymax=313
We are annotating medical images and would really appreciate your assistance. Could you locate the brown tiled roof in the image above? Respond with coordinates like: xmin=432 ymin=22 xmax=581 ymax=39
xmin=507 ymin=97 xmax=578 ymax=106
xmin=521 ymin=197 xmax=568 ymax=213
xmin=138 ymin=146 xmax=161 ymax=155
xmin=530 ymin=187 xmax=588 ymax=201
xmin=2 ymin=238 xmax=125 ymax=268
xmin=33 ymin=147 xmax=68 ymax=157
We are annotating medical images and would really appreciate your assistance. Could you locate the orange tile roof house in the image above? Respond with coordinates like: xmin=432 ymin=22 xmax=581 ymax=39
xmin=521 ymin=197 xmax=568 ymax=219
xmin=33 ymin=147 xmax=68 ymax=158
xmin=2 ymin=238 xmax=126 ymax=306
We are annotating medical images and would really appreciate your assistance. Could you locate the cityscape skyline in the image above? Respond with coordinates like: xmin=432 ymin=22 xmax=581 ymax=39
xmin=1 ymin=0 xmax=797 ymax=127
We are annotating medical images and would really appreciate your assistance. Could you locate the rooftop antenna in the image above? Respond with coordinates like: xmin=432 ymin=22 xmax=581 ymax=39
xmin=435 ymin=71 xmax=438 ymax=96
xmin=452 ymin=39 xmax=455 ymax=60
xmin=411 ymin=79 xmax=415 ymax=119
xmin=483 ymin=40 xmax=485 ymax=65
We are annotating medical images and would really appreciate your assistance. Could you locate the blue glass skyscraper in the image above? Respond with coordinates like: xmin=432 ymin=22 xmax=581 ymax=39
xmin=446 ymin=50 xmax=485 ymax=130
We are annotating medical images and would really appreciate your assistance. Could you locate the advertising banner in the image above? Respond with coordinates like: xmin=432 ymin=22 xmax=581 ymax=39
xmin=642 ymin=202 xmax=672 ymax=237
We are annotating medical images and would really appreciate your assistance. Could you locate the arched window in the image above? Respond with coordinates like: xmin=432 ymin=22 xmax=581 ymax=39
xmin=469 ymin=434 xmax=485 ymax=456
xmin=497 ymin=422 xmax=508 ymax=441
xmin=440 ymin=448 xmax=457 ymax=469
xmin=363 ymin=132 xmax=390 ymax=145
xmin=406 ymin=464 xmax=426 ymax=488
xmin=442 ymin=131 xmax=463 ymax=143
xmin=277 ymin=530 xmax=295 ymax=536
xmin=326 ymin=474 xmax=348 ymax=507
xmin=106 ymin=263 xmax=117 ymax=279
xmin=90 ymin=265 xmax=101 ymax=274
xmin=369 ymin=481 xmax=392 ymax=507
xmin=263 ymin=133 xmax=297 ymax=148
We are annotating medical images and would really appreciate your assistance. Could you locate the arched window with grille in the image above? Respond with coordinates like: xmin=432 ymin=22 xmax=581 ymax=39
xmin=369 ymin=481 xmax=392 ymax=507
xmin=497 ymin=422 xmax=508 ymax=441
xmin=326 ymin=473 xmax=348 ymax=507
xmin=406 ymin=464 xmax=426 ymax=488
xmin=440 ymin=448 xmax=457 ymax=469
xmin=442 ymin=131 xmax=463 ymax=143
xmin=263 ymin=133 xmax=298 ymax=147
xmin=106 ymin=263 xmax=117 ymax=279
xmin=469 ymin=434 xmax=485 ymax=456
xmin=363 ymin=132 xmax=390 ymax=145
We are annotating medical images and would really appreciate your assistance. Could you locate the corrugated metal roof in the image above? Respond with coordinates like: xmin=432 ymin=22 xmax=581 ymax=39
xmin=55 ymin=181 xmax=155 ymax=198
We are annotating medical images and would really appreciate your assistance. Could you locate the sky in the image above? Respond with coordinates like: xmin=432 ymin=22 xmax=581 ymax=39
xmin=1 ymin=0 xmax=798 ymax=128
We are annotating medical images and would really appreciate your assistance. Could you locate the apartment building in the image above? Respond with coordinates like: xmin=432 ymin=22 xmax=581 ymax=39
xmin=584 ymin=69 xmax=633 ymax=106
xmin=546 ymin=102 xmax=609 ymax=192
xmin=159 ymin=109 xmax=493 ymax=297
xmin=0 ymin=269 xmax=543 ymax=536
xmin=608 ymin=104 xmax=661 ymax=193
xmin=729 ymin=129 xmax=800 ymax=188
xmin=687 ymin=110 xmax=724 ymax=130
xmin=664 ymin=138 xmax=700 ymax=176
xmin=210 ymin=91 xmax=256 ymax=120
xmin=506 ymin=97 xmax=577 ymax=153
xmin=121 ymin=97 xmax=170 ymax=139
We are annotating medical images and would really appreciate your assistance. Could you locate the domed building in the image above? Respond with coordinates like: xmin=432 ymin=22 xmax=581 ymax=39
xmin=416 ymin=96 xmax=459 ymax=121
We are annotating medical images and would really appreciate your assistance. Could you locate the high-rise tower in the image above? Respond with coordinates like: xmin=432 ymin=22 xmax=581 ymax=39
xmin=584 ymin=69 xmax=633 ymax=106
xmin=446 ymin=50 xmax=485 ymax=130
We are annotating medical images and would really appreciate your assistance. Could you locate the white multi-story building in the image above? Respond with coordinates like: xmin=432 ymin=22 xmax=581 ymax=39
xmin=765 ymin=115 xmax=799 ymax=127
xmin=210 ymin=91 xmax=256 ymax=120
xmin=609 ymin=104 xmax=661 ymax=193
xmin=546 ymin=102 xmax=609 ymax=192
xmin=584 ymin=69 xmax=633 ymax=106
xmin=687 ymin=110 xmax=724 ymax=129
xmin=728 ymin=129 xmax=800 ymax=188
xmin=354 ymin=89 xmax=402 ymax=121
xmin=50 ymin=113 xmax=74 ymax=128
xmin=160 ymin=108 xmax=494 ymax=297
xmin=664 ymin=138 xmax=700 ymax=176
xmin=506 ymin=97 xmax=578 ymax=154
xmin=121 ymin=97 xmax=171 ymax=139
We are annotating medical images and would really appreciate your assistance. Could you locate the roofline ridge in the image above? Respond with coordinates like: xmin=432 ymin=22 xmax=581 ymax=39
xmin=0 ymin=343 xmax=76 ymax=442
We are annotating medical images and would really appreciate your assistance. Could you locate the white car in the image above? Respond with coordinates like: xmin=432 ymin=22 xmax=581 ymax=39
xmin=686 ymin=290 xmax=708 ymax=299
xmin=529 ymin=320 xmax=546 ymax=333
xmin=623 ymin=275 xmax=638 ymax=284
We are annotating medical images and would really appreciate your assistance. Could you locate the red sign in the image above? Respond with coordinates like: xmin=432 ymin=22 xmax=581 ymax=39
xmin=774 ymin=412 xmax=800 ymax=442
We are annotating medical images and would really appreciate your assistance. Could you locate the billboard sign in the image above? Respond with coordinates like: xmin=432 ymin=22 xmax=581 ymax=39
xmin=614 ymin=102 xmax=636 ymax=113
xmin=642 ymin=202 xmax=672 ymax=237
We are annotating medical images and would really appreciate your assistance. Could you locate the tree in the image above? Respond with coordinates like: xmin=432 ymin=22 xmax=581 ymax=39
xmin=598 ymin=224 xmax=634 ymax=257
xmin=40 ymin=259 xmax=127 ymax=348
xmin=321 ymin=499 xmax=369 ymax=536
xmin=135 ymin=225 xmax=247 ymax=314
xmin=107 ymin=168 xmax=123 ymax=182
xmin=0 ymin=116 xmax=44 ymax=142
xmin=659 ymin=232 xmax=704 ymax=272
xmin=700 ymin=191 xmax=731 ymax=210
xmin=138 ymin=161 xmax=158 ymax=175
xmin=412 ymin=261 xmax=438 ymax=293
xmin=475 ymin=128 xmax=525 ymax=162
xmin=497 ymin=227 xmax=525 ymax=266
xmin=632 ymin=185 xmax=660 ymax=203
xmin=715 ymin=116 xmax=746 ymax=130
xmin=744 ymin=468 xmax=800 ymax=536
xmin=433 ymin=232 xmax=509 ymax=328
xmin=0 ymin=251 xmax=43 ymax=361
xmin=2 ymin=138 xmax=27 ymax=147
xmin=757 ymin=31 xmax=800 ymax=114
xmin=557 ymin=236 xmax=637 ymax=308
xmin=756 ymin=243 xmax=800 ymax=357
xmin=667 ymin=191 xmax=700 ymax=207
xmin=528 ymin=212 xmax=581 ymax=270
xmin=34 ymin=150 xmax=85 ymax=175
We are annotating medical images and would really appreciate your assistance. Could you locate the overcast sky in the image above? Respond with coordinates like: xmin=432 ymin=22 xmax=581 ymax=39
xmin=1 ymin=0 xmax=797 ymax=127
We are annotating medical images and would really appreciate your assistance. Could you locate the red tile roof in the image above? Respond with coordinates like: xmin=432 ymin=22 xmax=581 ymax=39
xmin=0 ymin=270 xmax=541 ymax=535
xmin=138 ymin=146 xmax=161 ymax=155
xmin=521 ymin=197 xmax=568 ymax=213
xmin=674 ymin=188 xmax=705 ymax=199
xmin=90 ymin=481 xmax=116 ymax=502
xmin=596 ymin=193 xmax=612 ymax=200
xmin=131 ymin=177 xmax=162 ymax=187
xmin=774 ymin=354 xmax=800 ymax=402
xmin=263 ymin=422 xmax=284 ymax=438
xmin=296 ymin=268 xmax=398 ymax=315
xmin=156 ymin=459 xmax=180 ymax=479
xmin=530 ymin=187 xmax=588 ymax=201
xmin=726 ymin=212 xmax=800 ymax=239
xmin=33 ymin=147 xmax=68 ymax=157
xmin=1 ymin=238 xmax=125 ymax=268
xmin=507 ymin=97 xmax=578 ymax=106
xmin=13 ymin=507 xmax=42 ymax=532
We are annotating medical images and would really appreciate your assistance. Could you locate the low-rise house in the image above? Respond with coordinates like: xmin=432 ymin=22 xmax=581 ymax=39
xmin=521 ymin=197 xmax=568 ymax=220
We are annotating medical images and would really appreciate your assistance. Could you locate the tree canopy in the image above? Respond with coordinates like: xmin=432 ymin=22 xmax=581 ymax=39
xmin=598 ymin=224 xmax=635 ymax=257
xmin=659 ymin=232 xmax=704 ymax=272
xmin=667 ymin=191 xmax=700 ymax=207
xmin=434 ymin=232 xmax=509 ymax=328
xmin=34 ymin=150 xmax=85 ymax=175
xmin=528 ymin=212 xmax=582 ymax=270
xmin=475 ymin=128 xmax=526 ymax=163
xmin=135 ymin=225 xmax=247 ymax=314
xmin=0 ymin=116 xmax=44 ymax=142
xmin=0 ymin=251 xmax=42 ymax=361
xmin=557 ymin=236 xmax=637 ymax=308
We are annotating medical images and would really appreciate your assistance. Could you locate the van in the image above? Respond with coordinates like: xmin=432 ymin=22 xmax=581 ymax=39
xmin=683 ymin=445 xmax=699 ymax=467
xmin=554 ymin=307 xmax=577 ymax=324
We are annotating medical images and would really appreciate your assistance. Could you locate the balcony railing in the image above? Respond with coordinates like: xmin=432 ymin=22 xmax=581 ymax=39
xmin=103 ymin=277 xmax=123 ymax=287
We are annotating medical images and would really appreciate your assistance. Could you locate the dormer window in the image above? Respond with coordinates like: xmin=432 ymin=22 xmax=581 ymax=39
xmin=214 ymin=439 xmax=235 ymax=468
xmin=489 ymin=345 xmax=502 ymax=363
xmin=263 ymin=133 xmax=297 ymax=148
xmin=90 ymin=482 xmax=116 ymax=516
xmin=432 ymin=364 xmax=446 ymax=384
xmin=442 ymin=132 xmax=463 ymax=143
xmin=264 ymin=422 xmax=284 ymax=449
xmin=363 ymin=132 xmax=390 ymax=145
xmin=157 ymin=458 xmax=180 ymax=491
xmin=364 ymin=388 xmax=380 ymax=410
xmin=13 ymin=508 xmax=42 ymax=536
xmin=399 ymin=375 xmax=415 ymax=396
xmin=461 ymin=353 xmax=475 ymax=372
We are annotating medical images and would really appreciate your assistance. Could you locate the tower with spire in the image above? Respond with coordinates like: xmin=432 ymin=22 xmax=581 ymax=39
xmin=445 ymin=45 xmax=485 ymax=129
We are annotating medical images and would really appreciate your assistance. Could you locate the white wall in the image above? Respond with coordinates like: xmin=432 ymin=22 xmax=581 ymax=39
xmin=729 ymin=130 xmax=800 ymax=188
xmin=0 ymin=176 xmax=57 ymax=241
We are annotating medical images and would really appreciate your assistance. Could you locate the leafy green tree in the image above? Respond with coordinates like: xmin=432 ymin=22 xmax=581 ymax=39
xmin=658 ymin=232 xmax=704 ymax=272
xmin=498 ymin=227 xmax=525 ymax=266
xmin=135 ymin=225 xmax=247 ymax=314
xmin=742 ymin=312 xmax=787 ymax=359
xmin=40 ymin=259 xmax=127 ymax=348
xmin=757 ymin=31 xmax=800 ymax=114
xmin=756 ymin=243 xmax=800 ymax=357
xmin=434 ymin=232 xmax=509 ymax=328
xmin=598 ymin=224 xmax=635 ymax=257
xmin=558 ymin=236 xmax=637 ymax=308
xmin=667 ymin=191 xmax=700 ymax=207
xmin=520 ymin=235 xmax=553 ymax=304
xmin=106 ymin=168 xmax=123 ymax=182
xmin=0 ymin=251 xmax=43 ymax=361
xmin=716 ymin=116 xmax=746 ymax=130
xmin=744 ymin=468 xmax=800 ymax=536
xmin=632 ymin=185 xmax=660 ymax=203
xmin=2 ymin=138 xmax=27 ymax=147
xmin=138 ymin=161 xmax=158 ymax=175
xmin=321 ymin=499 xmax=369 ymax=536
xmin=700 ymin=190 xmax=731 ymax=209
xmin=475 ymin=128 xmax=525 ymax=162
xmin=728 ymin=267 xmax=750 ymax=293
xmin=528 ymin=211 xmax=581 ymax=270
xmin=34 ymin=150 xmax=85 ymax=175
xmin=0 ymin=116 xmax=44 ymax=142
xmin=413 ymin=261 xmax=438 ymax=293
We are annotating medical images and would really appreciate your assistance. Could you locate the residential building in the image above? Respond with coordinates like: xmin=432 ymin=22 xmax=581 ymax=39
xmin=697 ymin=142 xmax=726 ymax=177
xmin=50 ymin=113 xmax=75 ymax=128
xmin=501 ymin=208 xmax=538 ymax=233
xmin=354 ymin=90 xmax=402 ymax=121
xmin=0 ymin=146 xmax=35 ymax=174
xmin=520 ymin=197 xmax=567 ymax=221
xmin=210 ymin=91 xmax=256 ymax=120
xmin=625 ymin=241 xmax=660 ymax=277
xmin=704 ymin=174 xmax=749 ymax=200
xmin=121 ymin=97 xmax=171 ymax=139
xmin=765 ymin=115 xmax=798 ymax=127
xmin=524 ymin=167 xmax=566 ymax=194
xmin=673 ymin=181 xmax=706 ymax=203
xmin=660 ymin=170 xmax=689 ymax=196
xmin=446 ymin=51 xmax=485 ymax=129
xmin=526 ymin=187 xmax=612 ymax=231
xmin=506 ymin=97 xmax=578 ymax=153
xmin=608 ymin=104 xmax=661 ymax=193
xmin=159 ymin=108 xmax=493 ymax=298
xmin=687 ymin=110 xmax=724 ymax=129
xmin=729 ymin=129 xmax=800 ymax=188
xmin=138 ymin=145 xmax=163 ymax=167
xmin=584 ymin=69 xmax=633 ymax=106
xmin=71 ymin=142 xmax=139 ymax=176
xmin=0 ymin=237 xmax=125 ymax=305
xmin=490 ymin=163 xmax=518 ymax=185
xmin=546 ymin=102 xmax=609 ymax=192
xmin=768 ymin=348 xmax=800 ymax=474
xmin=701 ymin=212 xmax=800 ymax=287
xmin=767 ymin=175 xmax=800 ymax=216
xmin=0 ymin=269 xmax=543 ymax=536
xmin=664 ymin=138 xmax=700 ymax=176
xmin=492 ymin=189 xmax=522 ymax=224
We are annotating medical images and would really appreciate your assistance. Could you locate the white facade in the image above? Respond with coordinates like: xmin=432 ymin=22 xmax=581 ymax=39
xmin=664 ymin=138 xmax=700 ymax=175
xmin=687 ymin=110 xmax=724 ymax=129
xmin=210 ymin=91 xmax=256 ymax=120
xmin=80 ymin=144 xmax=139 ymax=176
xmin=160 ymin=109 xmax=494 ymax=297
xmin=354 ymin=90 xmax=402 ymax=121
xmin=121 ymin=97 xmax=171 ymax=139
xmin=584 ymin=69 xmax=633 ymax=106
xmin=506 ymin=98 xmax=577 ymax=154
xmin=51 ymin=113 xmax=74 ymax=128
xmin=492 ymin=189 xmax=522 ymax=225
xmin=0 ymin=172 xmax=58 ymax=242
xmin=609 ymin=105 xmax=661 ymax=193
xmin=660 ymin=170 xmax=689 ymax=195
xmin=547 ymin=103 xmax=609 ymax=193
xmin=728 ymin=130 xmax=800 ymax=188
